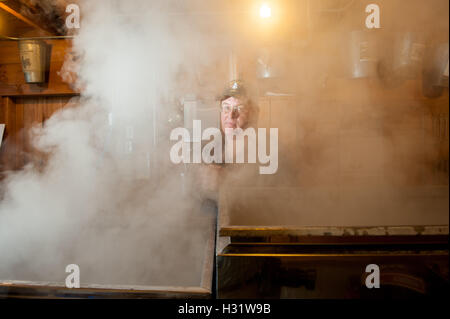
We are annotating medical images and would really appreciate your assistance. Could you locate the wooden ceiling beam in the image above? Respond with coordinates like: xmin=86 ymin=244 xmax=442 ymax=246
xmin=0 ymin=1 xmax=56 ymax=36
xmin=15 ymin=0 xmax=69 ymax=35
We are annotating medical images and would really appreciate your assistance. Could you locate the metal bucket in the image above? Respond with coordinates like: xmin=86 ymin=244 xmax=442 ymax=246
xmin=422 ymin=42 xmax=449 ymax=98
xmin=378 ymin=32 xmax=426 ymax=88
xmin=425 ymin=43 xmax=449 ymax=87
xmin=18 ymin=40 xmax=47 ymax=83
xmin=345 ymin=30 xmax=380 ymax=79
xmin=391 ymin=32 xmax=426 ymax=77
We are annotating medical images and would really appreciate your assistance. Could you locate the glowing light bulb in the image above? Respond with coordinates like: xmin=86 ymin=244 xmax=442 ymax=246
xmin=260 ymin=4 xmax=271 ymax=18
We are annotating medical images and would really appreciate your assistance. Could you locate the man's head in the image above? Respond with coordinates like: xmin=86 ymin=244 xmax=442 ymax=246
xmin=219 ymin=80 xmax=255 ymax=131
xmin=220 ymin=96 xmax=250 ymax=130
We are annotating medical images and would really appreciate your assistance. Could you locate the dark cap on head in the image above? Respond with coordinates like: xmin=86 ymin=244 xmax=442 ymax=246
xmin=219 ymin=80 xmax=247 ymax=102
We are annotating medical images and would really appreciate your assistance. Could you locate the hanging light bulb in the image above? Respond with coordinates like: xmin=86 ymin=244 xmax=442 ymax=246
xmin=260 ymin=3 xmax=271 ymax=18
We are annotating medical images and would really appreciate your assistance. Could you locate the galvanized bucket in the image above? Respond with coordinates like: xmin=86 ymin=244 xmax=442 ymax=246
xmin=378 ymin=32 xmax=427 ymax=88
xmin=391 ymin=32 xmax=426 ymax=77
xmin=18 ymin=39 xmax=47 ymax=83
xmin=345 ymin=30 xmax=381 ymax=79
xmin=422 ymin=42 xmax=449 ymax=98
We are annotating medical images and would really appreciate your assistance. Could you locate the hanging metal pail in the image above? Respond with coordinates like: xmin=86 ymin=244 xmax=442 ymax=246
xmin=377 ymin=32 xmax=426 ymax=88
xmin=422 ymin=42 xmax=449 ymax=98
xmin=18 ymin=40 xmax=47 ymax=83
xmin=345 ymin=30 xmax=380 ymax=79
xmin=391 ymin=32 xmax=426 ymax=78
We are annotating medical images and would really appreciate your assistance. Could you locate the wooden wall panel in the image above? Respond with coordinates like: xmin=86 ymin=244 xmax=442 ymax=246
xmin=0 ymin=95 xmax=77 ymax=175
xmin=0 ymin=96 xmax=16 ymax=171
xmin=21 ymin=96 xmax=42 ymax=167
xmin=0 ymin=39 xmax=78 ymax=96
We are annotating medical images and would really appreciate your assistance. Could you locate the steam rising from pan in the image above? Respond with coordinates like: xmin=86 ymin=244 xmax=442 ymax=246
xmin=0 ymin=0 xmax=448 ymax=288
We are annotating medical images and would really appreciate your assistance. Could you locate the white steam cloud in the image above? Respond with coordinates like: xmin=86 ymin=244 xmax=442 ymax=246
xmin=0 ymin=0 xmax=219 ymax=287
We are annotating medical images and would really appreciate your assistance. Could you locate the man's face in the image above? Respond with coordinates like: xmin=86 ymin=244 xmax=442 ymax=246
xmin=220 ymin=96 xmax=249 ymax=130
